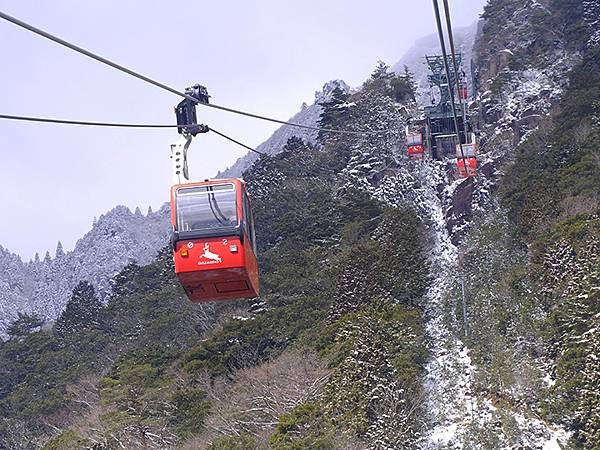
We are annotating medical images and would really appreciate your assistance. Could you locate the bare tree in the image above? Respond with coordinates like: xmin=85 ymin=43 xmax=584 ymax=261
xmin=187 ymin=349 xmax=330 ymax=446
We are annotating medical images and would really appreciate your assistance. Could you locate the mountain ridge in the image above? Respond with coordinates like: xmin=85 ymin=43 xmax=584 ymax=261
xmin=217 ymin=79 xmax=351 ymax=179
xmin=0 ymin=204 xmax=170 ymax=338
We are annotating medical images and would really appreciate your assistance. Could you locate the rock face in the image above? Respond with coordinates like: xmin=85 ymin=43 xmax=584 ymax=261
xmin=445 ymin=177 xmax=475 ymax=243
xmin=426 ymin=0 xmax=586 ymax=243
xmin=217 ymin=80 xmax=350 ymax=178
xmin=0 ymin=205 xmax=170 ymax=338
xmin=474 ymin=0 xmax=582 ymax=149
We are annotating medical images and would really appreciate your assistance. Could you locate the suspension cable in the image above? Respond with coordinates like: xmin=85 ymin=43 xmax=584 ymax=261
xmin=1 ymin=113 xmax=401 ymax=181
xmin=0 ymin=112 xmax=268 ymax=156
xmin=0 ymin=10 xmax=373 ymax=137
xmin=442 ymin=0 xmax=469 ymax=137
xmin=0 ymin=113 xmax=180 ymax=128
xmin=207 ymin=126 xmax=266 ymax=156
xmin=431 ymin=0 xmax=467 ymax=164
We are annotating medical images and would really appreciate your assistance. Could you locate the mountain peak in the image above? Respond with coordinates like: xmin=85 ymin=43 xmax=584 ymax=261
xmin=0 ymin=202 xmax=171 ymax=338
xmin=316 ymin=79 xmax=351 ymax=103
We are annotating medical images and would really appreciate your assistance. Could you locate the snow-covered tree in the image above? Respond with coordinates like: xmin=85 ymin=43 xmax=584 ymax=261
xmin=55 ymin=241 xmax=65 ymax=258
xmin=318 ymin=86 xmax=351 ymax=142
xmin=583 ymin=0 xmax=600 ymax=46
xmin=575 ymin=322 xmax=600 ymax=449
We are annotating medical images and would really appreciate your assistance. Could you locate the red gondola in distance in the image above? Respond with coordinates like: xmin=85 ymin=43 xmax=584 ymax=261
xmin=407 ymin=131 xmax=425 ymax=158
xmin=456 ymin=141 xmax=478 ymax=178
xmin=458 ymin=81 xmax=468 ymax=101
xmin=170 ymin=178 xmax=259 ymax=302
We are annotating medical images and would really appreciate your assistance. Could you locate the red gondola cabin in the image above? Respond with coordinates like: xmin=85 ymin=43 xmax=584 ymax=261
xmin=456 ymin=142 xmax=477 ymax=178
xmin=170 ymin=178 xmax=259 ymax=302
xmin=407 ymin=132 xmax=425 ymax=158
xmin=458 ymin=81 xmax=468 ymax=101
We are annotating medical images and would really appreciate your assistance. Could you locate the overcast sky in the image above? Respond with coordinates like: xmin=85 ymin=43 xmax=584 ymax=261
xmin=0 ymin=0 xmax=488 ymax=260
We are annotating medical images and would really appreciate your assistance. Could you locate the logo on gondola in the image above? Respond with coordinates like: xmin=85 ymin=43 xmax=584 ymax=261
xmin=198 ymin=242 xmax=222 ymax=265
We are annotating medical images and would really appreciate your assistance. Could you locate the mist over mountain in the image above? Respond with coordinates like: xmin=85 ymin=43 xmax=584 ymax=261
xmin=391 ymin=21 xmax=479 ymax=105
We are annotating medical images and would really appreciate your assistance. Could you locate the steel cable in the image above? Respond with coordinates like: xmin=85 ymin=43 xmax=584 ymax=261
xmin=0 ymin=113 xmax=179 ymax=128
xmin=0 ymin=10 xmax=374 ymax=137
xmin=431 ymin=0 xmax=467 ymax=165
xmin=0 ymin=113 xmax=267 ymax=156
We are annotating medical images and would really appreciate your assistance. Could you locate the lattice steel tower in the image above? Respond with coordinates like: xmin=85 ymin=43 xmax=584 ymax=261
xmin=424 ymin=54 xmax=469 ymax=159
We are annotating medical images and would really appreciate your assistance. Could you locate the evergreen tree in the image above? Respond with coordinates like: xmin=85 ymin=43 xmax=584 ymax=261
xmin=363 ymin=60 xmax=394 ymax=96
xmin=583 ymin=0 xmax=600 ymax=46
xmin=282 ymin=136 xmax=307 ymax=153
xmin=318 ymin=86 xmax=351 ymax=141
xmin=44 ymin=250 xmax=51 ymax=263
xmin=390 ymin=66 xmax=417 ymax=103
xmin=33 ymin=252 xmax=40 ymax=263
xmin=370 ymin=60 xmax=393 ymax=81
xmin=576 ymin=322 xmax=600 ymax=449
xmin=55 ymin=241 xmax=65 ymax=258
xmin=6 ymin=313 xmax=44 ymax=340
xmin=55 ymin=281 xmax=104 ymax=336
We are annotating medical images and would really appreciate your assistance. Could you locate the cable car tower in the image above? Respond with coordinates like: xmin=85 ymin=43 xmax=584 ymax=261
xmin=424 ymin=54 xmax=469 ymax=159
xmin=421 ymin=0 xmax=478 ymax=178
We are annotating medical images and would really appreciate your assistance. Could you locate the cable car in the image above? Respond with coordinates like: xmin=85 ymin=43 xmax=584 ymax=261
xmin=456 ymin=138 xmax=477 ymax=178
xmin=170 ymin=178 xmax=259 ymax=302
xmin=457 ymin=157 xmax=477 ymax=178
xmin=407 ymin=131 xmax=425 ymax=158
xmin=458 ymin=81 xmax=468 ymax=101
xmin=168 ymin=84 xmax=259 ymax=302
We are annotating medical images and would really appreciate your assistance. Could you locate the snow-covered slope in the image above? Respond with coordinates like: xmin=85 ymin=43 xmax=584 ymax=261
xmin=0 ymin=247 xmax=31 ymax=333
xmin=0 ymin=205 xmax=170 ymax=338
xmin=217 ymin=80 xmax=350 ymax=178
xmin=365 ymin=6 xmax=581 ymax=446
